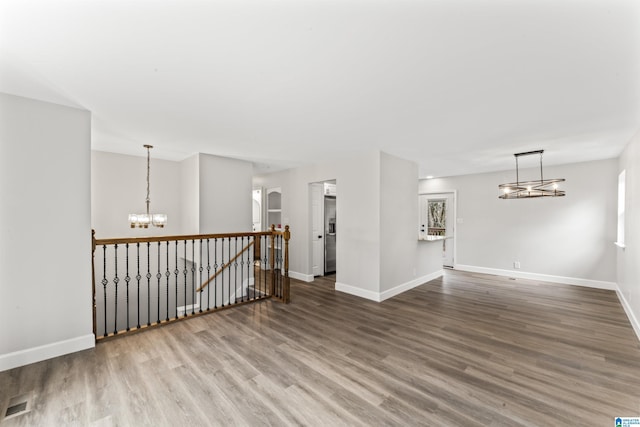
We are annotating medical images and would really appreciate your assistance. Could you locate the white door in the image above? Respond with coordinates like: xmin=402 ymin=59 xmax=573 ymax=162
xmin=427 ymin=193 xmax=455 ymax=268
xmin=311 ymin=183 xmax=324 ymax=276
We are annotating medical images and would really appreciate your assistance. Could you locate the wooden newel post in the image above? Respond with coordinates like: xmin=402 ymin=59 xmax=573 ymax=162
xmin=91 ymin=229 xmax=97 ymax=340
xmin=283 ymin=225 xmax=291 ymax=303
xmin=269 ymin=225 xmax=276 ymax=296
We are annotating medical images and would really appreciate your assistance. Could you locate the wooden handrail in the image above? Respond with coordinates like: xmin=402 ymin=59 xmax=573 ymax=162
xmin=94 ymin=230 xmax=272 ymax=246
xmin=196 ymin=240 xmax=255 ymax=292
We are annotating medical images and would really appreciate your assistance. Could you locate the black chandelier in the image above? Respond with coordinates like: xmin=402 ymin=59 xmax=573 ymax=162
xmin=498 ymin=150 xmax=565 ymax=199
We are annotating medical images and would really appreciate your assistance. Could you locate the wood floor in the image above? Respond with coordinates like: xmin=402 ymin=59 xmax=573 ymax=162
xmin=1 ymin=270 xmax=639 ymax=426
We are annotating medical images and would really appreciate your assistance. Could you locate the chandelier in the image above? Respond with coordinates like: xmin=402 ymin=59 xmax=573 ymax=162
xmin=128 ymin=145 xmax=167 ymax=228
xmin=498 ymin=150 xmax=565 ymax=199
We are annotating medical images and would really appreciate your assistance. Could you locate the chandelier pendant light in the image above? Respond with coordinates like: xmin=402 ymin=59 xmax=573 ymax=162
xmin=498 ymin=150 xmax=565 ymax=199
xmin=128 ymin=145 xmax=167 ymax=228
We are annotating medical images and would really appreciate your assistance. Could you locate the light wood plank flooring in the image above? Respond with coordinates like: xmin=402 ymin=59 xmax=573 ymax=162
xmin=1 ymin=270 xmax=639 ymax=426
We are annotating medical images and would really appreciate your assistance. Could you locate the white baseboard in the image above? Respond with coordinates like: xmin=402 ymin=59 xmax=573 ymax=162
xmin=0 ymin=334 xmax=95 ymax=372
xmin=379 ymin=270 xmax=444 ymax=302
xmin=335 ymin=282 xmax=381 ymax=302
xmin=336 ymin=270 xmax=444 ymax=303
xmin=616 ymin=287 xmax=640 ymax=343
xmin=455 ymin=264 xmax=617 ymax=290
xmin=289 ymin=271 xmax=314 ymax=282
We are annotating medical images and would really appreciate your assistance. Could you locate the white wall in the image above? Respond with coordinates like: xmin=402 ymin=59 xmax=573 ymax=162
xmin=380 ymin=152 xmax=441 ymax=292
xmin=92 ymin=151 xmax=253 ymax=237
xmin=92 ymin=151 xmax=183 ymax=238
xmin=0 ymin=93 xmax=94 ymax=371
xmin=254 ymin=150 xmax=382 ymax=293
xmin=198 ymin=153 xmax=253 ymax=234
xmin=617 ymin=130 xmax=640 ymax=339
xmin=254 ymin=150 xmax=443 ymax=300
xmin=181 ymin=154 xmax=200 ymax=235
xmin=420 ymin=158 xmax=618 ymax=287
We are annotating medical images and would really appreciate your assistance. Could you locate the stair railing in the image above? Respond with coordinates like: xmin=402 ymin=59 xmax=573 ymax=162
xmin=91 ymin=226 xmax=291 ymax=341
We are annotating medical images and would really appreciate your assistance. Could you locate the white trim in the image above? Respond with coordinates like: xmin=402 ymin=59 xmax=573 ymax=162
xmin=0 ymin=334 xmax=95 ymax=372
xmin=455 ymin=264 xmax=616 ymax=290
xmin=336 ymin=270 xmax=444 ymax=303
xmin=379 ymin=270 xmax=444 ymax=302
xmin=335 ymin=282 xmax=381 ymax=302
xmin=290 ymin=271 xmax=314 ymax=282
xmin=616 ymin=286 xmax=640 ymax=343
xmin=614 ymin=242 xmax=626 ymax=249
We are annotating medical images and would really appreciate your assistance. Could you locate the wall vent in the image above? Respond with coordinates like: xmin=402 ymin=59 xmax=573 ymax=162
xmin=5 ymin=401 xmax=27 ymax=417
xmin=3 ymin=391 xmax=33 ymax=420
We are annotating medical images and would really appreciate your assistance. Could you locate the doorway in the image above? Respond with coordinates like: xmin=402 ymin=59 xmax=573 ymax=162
xmin=252 ymin=188 xmax=262 ymax=232
xmin=422 ymin=192 xmax=455 ymax=268
xmin=310 ymin=180 xmax=337 ymax=277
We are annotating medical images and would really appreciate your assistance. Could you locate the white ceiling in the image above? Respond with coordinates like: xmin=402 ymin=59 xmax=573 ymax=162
xmin=1 ymin=0 xmax=638 ymax=177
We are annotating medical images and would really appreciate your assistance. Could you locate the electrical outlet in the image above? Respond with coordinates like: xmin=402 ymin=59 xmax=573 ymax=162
xmin=514 ymin=261 xmax=521 ymax=269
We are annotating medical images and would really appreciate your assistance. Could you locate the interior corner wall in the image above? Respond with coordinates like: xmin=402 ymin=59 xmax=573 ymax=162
xmin=253 ymin=150 xmax=382 ymax=295
xmin=419 ymin=158 xmax=618 ymax=286
xmin=380 ymin=152 xmax=442 ymax=294
xmin=0 ymin=93 xmax=94 ymax=371
xmin=254 ymin=150 xmax=443 ymax=301
xmin=91 ymin=151 xmax=184 ymax=238
xmin=617 ymin=130 xmax=640 ymax=339
xmin=197 ymin=154 xmax=253 ymax=234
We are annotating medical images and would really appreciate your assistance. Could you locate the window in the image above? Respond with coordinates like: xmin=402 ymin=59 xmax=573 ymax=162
xmin=616 ymin=170 xmax=626 ymax=248
xmin=428 ymin=199 xmax=446 ymax=236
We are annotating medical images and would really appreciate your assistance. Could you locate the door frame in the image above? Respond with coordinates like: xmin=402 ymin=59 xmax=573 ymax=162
xmin=309 ymin=182 xmax=324 ymax=277
xmin=419 ymin=190 xmax=457 ymax=269
xmin=309 ymin=179 xmax=337 ymax=278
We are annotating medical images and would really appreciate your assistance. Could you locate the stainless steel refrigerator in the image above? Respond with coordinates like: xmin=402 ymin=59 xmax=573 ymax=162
xmin=324 ymin=196 xmax=336 ymax=274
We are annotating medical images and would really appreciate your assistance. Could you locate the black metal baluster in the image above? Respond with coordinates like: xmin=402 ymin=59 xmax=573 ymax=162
xmin=175 ymin=241 xmax=179 ymax=319
xmin=276 ymin=235 xmax=279 ymax=297
xmin=147 ymin=241 xmax=151 ymax=326
xmin=125 ymin=243 xmax=130 ymax=331
xmin=102 ymin=245 xmax=108 ymax=338
xmin=221 ymin=238 xmax=226 ymax=307
xmin=206 ymin=239 xmax=211 ymax=311
xmin=234 ymin=237 xmax=238 ymax=304
xmin=183 ymin=240 xmax=188 ymax=317
xmin=229 ymin=237 xmax=233 ymax=304
xmin=199 ymin=239 xmax=204 ymax=313
xmin=257 ymin=236 xmax=262 ymax=298
xmin=156 ymin=241 xmax=161 ymax=324
xmin=136 ymin=243 xmax=141 ymax=329
xmin=213 ymin=238 xmax=218 ymax=309
xmin=258 ymin=236 xmax=263 ymax=297
xmin=191 ymin=239 xmax=196 ymax=315
xmin=263 ymin=235 xmax=268 ymax=297
xmin=113 ymin=244 xmax=119 ymax=335
xmin=278 ymin=235 xmax=283 ymax=297
xmin=240 ymin=236 xmax=245 ymax=302
xmin=247 ymin=236 xmax=252 ymax=299
xmin=166 ymin=241 xmax=171 ymax=321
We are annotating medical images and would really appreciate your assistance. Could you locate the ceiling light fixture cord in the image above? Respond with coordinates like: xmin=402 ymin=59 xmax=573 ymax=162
xmin=128 ymin=144 xmax=167 ymax=228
